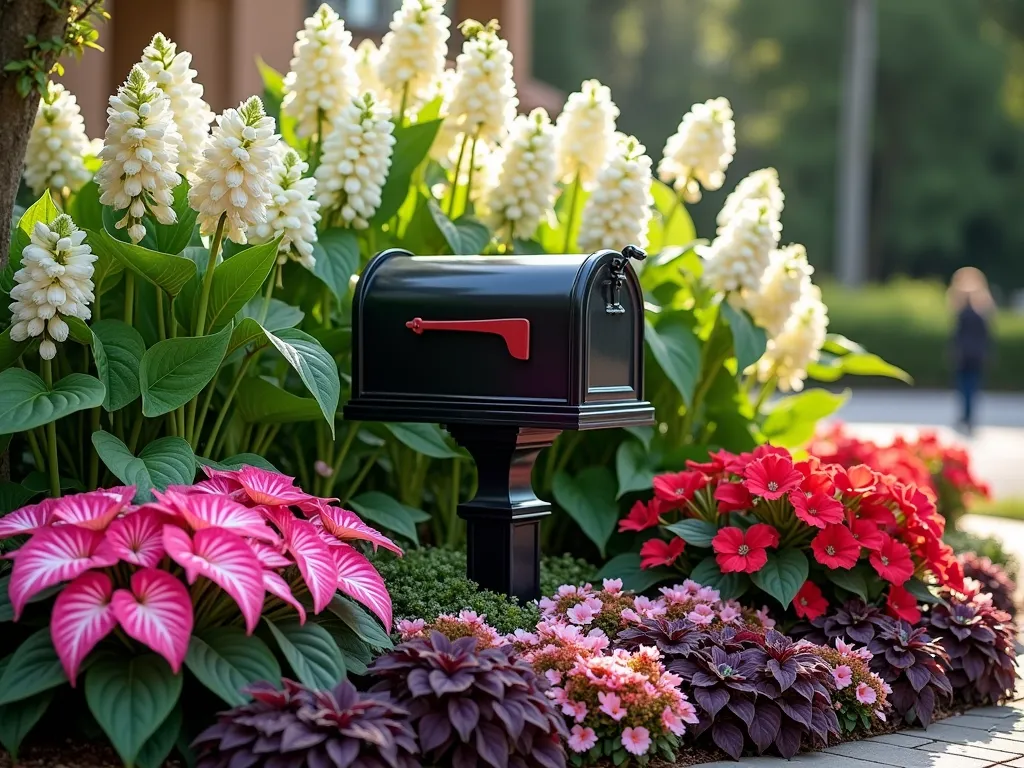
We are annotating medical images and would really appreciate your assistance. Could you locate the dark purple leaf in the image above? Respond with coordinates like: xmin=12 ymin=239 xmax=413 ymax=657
xmin=768 ymin=658 xmax=798 ymax=691
xmin=693 ymin=685 xmax=730 ymax=717
xmin=475 ymin=722 xmax=509 ymax=768
xmin=748 ymin=702 xmax=781 ymax=752
xmin=774 ymin=721 xmax=803 ymax=758
xmin=418 ymin=713 xmax=453 ymax=753
xmin=712 ymin=719 xmax=745 ymax=760
xmin=727 ymin=696 xmax=755 ymax=726
xmin=448 ymin=698 xmax=480 ymax=743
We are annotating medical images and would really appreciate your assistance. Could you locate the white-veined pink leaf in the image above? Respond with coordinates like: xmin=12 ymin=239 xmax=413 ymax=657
xmin=97 ymin=509 xmax=166 ymax=567
xmin=50 ymin=487 xmax=134 ymax=531
xmin=279 ymin=517 xmax=336 ymax=614
xmin=7 ymin=525 xmax=118 ymax=619
xmin=0 ymin=500 xmax=52 ymax=539
xmin=111 ymin=568 xmax=193 ymax=673
xmin=162 ymin=525 xmax=264 ymax=634
xmin=51 ymin=571 xmax=117 ymax=683
xmin=313 ymin=505 xmax=404 ymax=556
xmin=262 ymin=571 xmax=306 ymax=624
xmin=331 ymin=544 xmax=393 ymax=631
xmin=249 ymin=541 xmax=292 ymax=569
xmin=152 ymin=488 xmax=278 ymax=543
xmin=187 ymin=477 xmax=243 ymax=496
xmin=235 ymin=466 xmax=321 ymax=507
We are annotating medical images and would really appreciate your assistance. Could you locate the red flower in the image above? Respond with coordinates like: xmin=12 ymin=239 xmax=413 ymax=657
xmin=832 ymin=465 xmax=877 ymax=495
xmin=789 ymin=491 xmax=845 ymax=529
xmin=653 ymin=471 xmax=709 ymax=507
xmin=687 ymin=449 xmax=735 ymax=476
xmin=744 ymin=454 xmax=803 ymax=500
xmin=850 ymin=518 xmax=885 ymax=551
xmin=870 ymin=535 xmax=915 ymax=584
xmin=794 ymin=581 xmax=828 ymax=620
xmin=811 ymin=524 xmax=861 ymax=570
xmin=886 ymin=584 xmax=921 ymax=624
xmin=712 ymin=524 xmax=779 ymax=574
xmin=640 ymin=538 xmax=685 ymax=569
xmin=619 ymin=500 xmax=662 ymax=533
xmin=924 ymin=537 xmax=964 ymax=591
xmin=714 ymin=482 xmax=753 ymax=513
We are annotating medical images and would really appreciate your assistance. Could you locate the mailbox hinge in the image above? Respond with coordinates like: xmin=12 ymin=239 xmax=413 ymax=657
xmin=604 ymin=245 xmax=646 ymax=314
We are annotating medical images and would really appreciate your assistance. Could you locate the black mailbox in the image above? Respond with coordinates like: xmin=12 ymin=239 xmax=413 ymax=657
xmin=345 ymin=247 xmax=655 ymax=602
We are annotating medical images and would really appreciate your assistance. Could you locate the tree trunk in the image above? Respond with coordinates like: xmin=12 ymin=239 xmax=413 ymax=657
xmin=0 ymin=0 xmax=69 ymax=270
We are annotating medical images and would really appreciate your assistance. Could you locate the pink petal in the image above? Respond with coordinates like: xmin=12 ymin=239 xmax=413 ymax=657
xmin=249 ymin=541 xmax=292 ymax=569
xmin=51 ymin=571 xmax=117 ymax=684
xmin=277 ymin=516 xmax=337 ymax=614
xmin=162 ymin=525 xmax=264 ymax=634
xmin=312 ymin=505 xmax=404 ymax=556
xmin=0 ymin=500 xmax=52 ymax=539
xmin=235 ymin=466 xmax=321 ymax=507
xmin=97 ymin=509 xmax=166 ymax=567
xmin=7 ymin=525 xmax=117 ymax=620
xmin=263 ymin=571 xmax=307 ymax=624
xmin=187 ymin=477 xmax=243 ymax=496
xmin=49 ymin=487 xmax=134 ymax=531
xmin=331 ymin=544 xmax=393 ymax=631
xmin=152 ymin=488 xmax=278 ymax=543
xmin=198 ymin=464 xmax=244 ymax=487
xmin=111 ymin=568 xmax=193 ymax=673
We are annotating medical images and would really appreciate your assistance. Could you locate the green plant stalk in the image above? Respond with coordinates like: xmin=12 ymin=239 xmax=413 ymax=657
xmin=680 ymin=311 xmax=729 ymax=442
xmin=23 ymin=428 xmax=46 ymax=478
xmin=291 ymin=432 xmax=310 ymax=491
xmin=753 ymin=376 xmax=777 ymax=414
xmin=41 ymin=358 xmax=60 ymax=498
xmin=325 ymin=421 xmax=360 ymax=495
xmin=562 ymin=172 xmax=582 ymax=254
xmin=166 ymin=412 xmax=178 ymax=438
xmin=463 ymin=129 xmax=481 ymax=212
xmin=194 ymin=364 xmax=225 ymax=450
xmin=341 ymin=447 xmax=382 ymax=505
xmin=447 ymin=133 xmax=470 ymax=217
xmin=310 ymin=108 xmax=324 ymax=174
xmin=203 ymin=354 xmax=256 ymax=458
xmin=397 ymin=83 xmax=410 ymax=126
xmin=258 ymin=262 xmax=281 ymax=325
xmin=155 ymin=288 xmax=166 ymax=340
xmin=126 ymin=412 xmax=144 ymax=455
xmin=55 ymin=434 xmax=79 ymax=480
xmin=255 ymin=424 xmax=281 ymax=455
xmin=123 ymin=272 xmax=135 ymax=326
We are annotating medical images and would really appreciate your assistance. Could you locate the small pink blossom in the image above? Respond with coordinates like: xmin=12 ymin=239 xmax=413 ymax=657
xmin=568 ymin=725 xmax=598 ymax=752
xmin=633 ymin=595 xmax=665 ymax=619
xmin=583 ymin=596 xmax=604 ymax=613
xmin=718 ymin=605 xmax=742 ymax=624
xmin=662 ymin=706 xmax=686 ymax=736
xmin=687 ymin=604 xmax=716 ymax=625
xmin=836 ymin=637 xmax=874 ymax=662
xmin=833 ymin=664 xmax=853 ymax=689
xmin=458 ymin=609 xmax=484 ymax=625
xmin=598 ymin=691 xmax=627 ymax=721
xmin=677 ymin=699 xmax=700 ymax=724
xmin=620 ymin=607 xmax=643 ymax=624
xmin=681 ymin=579 xmax=702 ymax=596
xmin=659 ymin=586 xmax=688 ymax=603
xmin=696 ymin=585 xmax=721 ymax=602
xmin=875 ymin=709 xmax=887 ymax=722
xmin=755 ymin=605 xmax=776 ymax=629
xmin=539 ymin=596 xmax=557 ymax=613
xmin=567 ymin=603 xmax=597 ymax=625
xmin=549 ymin=687 xmax=567 ymax=705
xmin=545 ymin=669 xmax=563 ymax=685
xmin=622 ymin=726 xmax=652 ymax=756
xmin=396 ymin=618 xmax=425 ymax=638
xmin=558 ymin=584 xmax=584 ymax=597
xmin=856 ymin=682 xmax=877 ymax=705
xmin=602 ymin=578 xmax=623 ymax=593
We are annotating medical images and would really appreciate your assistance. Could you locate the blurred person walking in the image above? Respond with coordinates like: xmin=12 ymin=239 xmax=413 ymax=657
xmin=948 ymin=267 xmax=993 ymax=435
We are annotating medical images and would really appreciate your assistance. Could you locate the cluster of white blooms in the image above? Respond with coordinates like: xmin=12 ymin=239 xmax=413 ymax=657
xmin=701 ymin=200 xmax=781 ymax=294
xmin=95 ymin=65 xmax=182 ymax=244
xmin=315 ymin=92 xmax=396 ymax=229
xmin=9 ymin=215 xmax=96 ymax=360
xmin=354 ymin=39 xmax=384 ymax=97
xmin=139 ymin=33 xmax=214 ymax=177
xmin=377 ymin=0 xmax=450 ymax=115
xmin=24 ymin=82 xmax=92 ymax=198
xmin=188 ymin=96 xmax=280 ymax=244
xmin=577 ymin=133 xmax=653 ymax=253
xmin=555 ymin=80 xmax=619 ymax=186
xmin=483 ymin=109 xmax=557 ymax=241
xmin=249 ymin=146 xmax=321 ymax=270
xmin=445 ymin=20 xmax=517 ymax=146
xmin=739 ymin=244 xmax=814 ymax=337
xmin=756 ymin=287 xmax=829 ymax=392
xmin=716 ymin=167 xmax=784 ymax=232
xmin=658 ymin=97 xmax=736 ymax=203
xmin=283 ymin=3 xmax=356 ymax=140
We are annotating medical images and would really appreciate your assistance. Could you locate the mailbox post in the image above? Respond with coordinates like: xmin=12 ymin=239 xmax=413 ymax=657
xmin=345 ymin=246 xmax=654 ymax=603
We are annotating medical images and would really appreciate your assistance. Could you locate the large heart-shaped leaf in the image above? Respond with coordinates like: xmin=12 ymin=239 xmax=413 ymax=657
xmin=646 ymin=318 xmax=700 ymax=407
xmin=552 ymin=467 xmax=619 ymax=557
xmin=348 ymin=491 xmax=423 ymax=544
xmin=326 ymin=595 xmax=393 ymax=651
xmin=69 ymin=180 xmax=103 ymax=231
xmin=240 ymin=298 xmax=304 ymax=331
xmin=92 ymin=431 xmax=196 ymax=501
xmin=91 ymin=320 xmax=146 ymax=411
xmin=139 ymin=181 xmax=197 ymax=256
xmin=665 ymin=519 xmax=719 ymax=549
xmin=312 ymin=228 xmax=360 ymax=303
xmin=51 ymin=571 xmax=118 ymax=684
xmin=0 ymin=682 xmax=52 ymax=760
xmin=265 ymin=619 xmax=346 ymax=689
xmin=0 ymin=368 xmax=105 ymax=433
xmin=0 ymin=328 xmax=29 ymax=372
xmin=0 ymin=482 xmax=37 ymax=514
xmin=331 ymin=545 xmax=393 ymax=629
xmin=596 ymin=552 xmax=675 ymax=593
xmin=689 ymin=555 xmax=751 ymax=601
xmin=825 ymin=565 xmax=871 ymax=601
xmin=615 ymin=440 xmax=656 ymax=498
xmin=277 ymin=516 xmax=337 ymax=614
xmin=647 ymin=179 xmax=697 ymax=252
xmin=140 ymin=323 xmax=232 ymax=417
xmin=204 ymin=236 xmax=281 ymax=333
xmin=88 ymin=228 xmax=197 ymax=297
xmin=750 ymin=549 xmax=809 ymax=608
xmin=85 ymin=654 xmax=183 ymax=767
xmin=235 ymin=376 xmax=322 ymax=424
xmin=265 ymin=328 xmax=340 ymax=433
xmin=0 ymin=628 xmax=67 ymax=705
xmin=135 ymin=702 xmax=182 ymax=768
xmin=185 ymin=628 xmax=281 ymax=706
xmin=372 ymin=119 xmax=443 ymax=225
xmin=720 ymin=302 xmax=767 ymax=373
xmin=762 ymin=389 xmax=850 ymax=449
xmin=111 ymin=569 xmax=193 ymax=673
xmin=383 ymin=422 xmax=461 ymax=459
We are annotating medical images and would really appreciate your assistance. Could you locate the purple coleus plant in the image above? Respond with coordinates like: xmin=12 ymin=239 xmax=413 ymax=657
xmin=866 ymin=620 xmax=951 ymax=727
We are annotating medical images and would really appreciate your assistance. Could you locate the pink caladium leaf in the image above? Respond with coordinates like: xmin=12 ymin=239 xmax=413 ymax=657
xmin=277 ymin=516 xmax=337 ymax=614
xmin=0 ymin=500 xmax=52 ymax=539
xmin=262 ymin=571 xmax=307 ymax=624
xmin=235 ymin=466 xmax=323 ymax=507
xmin=331 ymin=544 xmax=393 ymax=631
xmin=50 ymin=487 xmax=135 ymax=531
xmin=7 ymin=525 xmax=118 ymax=620
xmin=249 ymin=541 xmax=292 ymax=569
xmin=111 ymin=568 xmax=193 ymax=673
xmin=312 ymin=504 xmax=404 ymax=556
xmin=51 ymin=571 xmax=117 ymax=684
xmin=162 ymin=525 xmax=265 ymax=634
xmin=152 ymin=488 xmax=278 ymax=543
xmin=97 ymin=509 xmax=166 ymax=567
xmin=188 ymin=477 xmax=243 ymax=496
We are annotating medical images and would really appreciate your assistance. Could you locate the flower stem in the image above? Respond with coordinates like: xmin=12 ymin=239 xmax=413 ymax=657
xmin=155 ymin=289 xmax=166 ymax=341
xmin=448 ymin=133 xmax=470 ymax=217
xmin=340 ymin=447 xmax=382 ymax=505
xmin=562 ymin=172 xmax=582 ymax=254
xmin=258 ymin=262 xmax=280 ymax=326
xmin=753 ymin=376 xmax=777 ymax=414
xmin=41 ymin=358 xmax=60 ymax=498
xmin=123 ymin=272 xmax=135 ymax=326
xmin=325 ymin=421 xmax=360 ymax=496
xmin=463 ymin=129 xmax=481 ymax=214
xmin=24 ymin=427 xmax=46 ymax=477
xmin=194 ymin=213 xmax=227 ymax=337
xmin=397 ymin=83 xmax=410 ymax=126
xmin=88 ymin=407 xmax=100 ymax=489
xmin=681 ymin=309 xmax=729 ymax=442
xmin=203 ymin=354 xmax=256 ymax=458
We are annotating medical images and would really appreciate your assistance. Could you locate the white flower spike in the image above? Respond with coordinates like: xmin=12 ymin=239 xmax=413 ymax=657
xmin=250 ymin=146 xmax=321 ymax=270
xmin=354 ymin=38 xmax=384 ymax=97
xmin=24 ymin=82 xmax=92 ymax=199
xmin=139 ymin=33 xmax=214 ymax=178
xmin=555 ymin=80 xmax=619 ymax=187
xmin=658 ymin=97 xmax=736 ymax=203
xmin=95 ymin=65 xmax=182 ymax=244
xmin=315 ymin=92 xmax=397 ymax=229
xmin=377 ymin=0 xmax=451 ymax=118
xmin=701 ymin=200 xmax=781 ymax=295
xmin=446 ymin=19 xmax=517 ymax=147
xmin=9 ymin=214 xmax=96 ymax=360
xmin=757 ymin=286 xmax=829 ymax=392
xmin=577 ymin=133 xmax=653 ymax=253
xmin=189 ymin=96 xmax=280 ymax=244
xmin=283 ymin=3 xmax=356 ymax=140
xmin=717 ymin=167 xmax=784 ymax=233
xmin=740 ymin=244 xmax=814 ymax=338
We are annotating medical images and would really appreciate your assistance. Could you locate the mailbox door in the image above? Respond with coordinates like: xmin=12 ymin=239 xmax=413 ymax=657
xmin=581 ymin=260 xmax=644 ymax=405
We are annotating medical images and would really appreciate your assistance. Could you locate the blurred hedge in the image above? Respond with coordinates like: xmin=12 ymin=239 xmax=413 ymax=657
xmin=821 ymin=279 xmax=1024 ymax=391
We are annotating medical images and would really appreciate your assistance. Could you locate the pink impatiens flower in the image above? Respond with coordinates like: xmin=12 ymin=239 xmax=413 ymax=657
xmin=567 ymin=602 xmax=597 ymax=625
xmin=718 ymin=605 xmax=742 ymax=624
xmin=622 ymin=726 xmax=652 ymax=756
xmin=568 ymin=725 xmax=598 ymax=753
xmin=856 ymin=682 xmax=877 ymax=705
xmin=603 ymin=578 xmax=623 ymax=593
xmin=687 ymin=604 xmax=716 ymax=625
xmin=662 ymin=707 xmax=686 ymax=736
xmin=599 ymin=691 xmax=627 ymax=721
xmin=832 ymin=664 xmax=853 ymax=689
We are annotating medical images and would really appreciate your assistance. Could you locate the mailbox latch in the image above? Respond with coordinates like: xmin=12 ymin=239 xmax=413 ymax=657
xmin=604 ymin=245 xmax=646 ymax=314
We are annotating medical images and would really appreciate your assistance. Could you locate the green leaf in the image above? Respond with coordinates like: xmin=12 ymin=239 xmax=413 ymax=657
xmin=552 ymin=467 xmax=619 ymax=557
xmin=139 ymin=181 xmax=197 ymax=256
xmin=325 ymin=595 xmax=393 ymax=651
xmin=205 ymin=236 xmax=281 ymax=332
xmin=664 ymin=519 xmax=719 ymax=548
xmin=135 ymin=703 xmax=182 ymax=768
xmin=689 ymin=556 xmax=750 ymax=601
xmin=65 ymin=316 xmax=93 ymax=344
xmin=91 ymin=432 xmax=196 ymax=502
xmin=0 ymin=368 xmax=105 ymax=433
xmin=85 ymin=654 xmax=183 ymax=768
xmin=240 ymin=298 xmax=303 ymax=331
xmin=647 ymin=180 xmax=696 ymax=252
xmin=750 ymin=549 xmax=809 ymax=608
xmin=140 ymin=323 xmax=232 ymax=417
xmin=808 ymin=351 xmax=913 ymax=385
xmin=372 ymin=119 xmax=443 ymax=225
xmin=10 ymin=191 xmax=59 ymax=270
xmin=312 ymin=228 xmax=360 ymax=303
xmin=596 ymin=552 xmax=674 ymax=592
xmin=0 ymin=628 xmax=67 ymax=705
xmin=904 ymin=577 xmax=942 ymax=605
xmin=0 ymin=578 xmax=61 ymax=623
xmin=453 ymin=215 xmax=492 ymax=254
xmin=235 ymin=376 xmax=323 ymax=424
xmin=68 ymin=179 xmax=103 ymax=231
xmin=265 ymin=619 xmax=346 ymax=689
xmin=91 ymin=320 xmax=146 ymax=411
xmin=615 ymin=440 xmax=656 ymax=498
xmin=265 ymin=328 xmax=340 ymax=434
xmin=645 ymin=318 xmax=700 ymax=406
xmin=539 ymin=181 xmax=589 ymax=255
xmin=0 ymin=686 xmax=52 ymax=760
xmin=624 ymin=426 xmax=654 ymax=451
xmin=198 ymin=453 xmax=279 ymax=473
xmin=226 ymin=317 xmax=271 ymax=358
xmin=0 ymin=482 xmax=37 ymax=513
xmin=383 ymin=422 xmax=460 ymax=459
xmin=720 ymin=302 xmax=767 ymax=373
xmin=88 ymin=228 xmax=197 ymax=297
xmin=761 ymin=388 xmax=850 ymax=448
xmin=185 ymin=628 xmax=281 ymax=707
xmin=0 ymin=328 xmax=29 ymax=372
xmin=348 ymin=491 xmax=422 ymax=544
xmin=824 ymin=566 xmax=870 ymax=601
